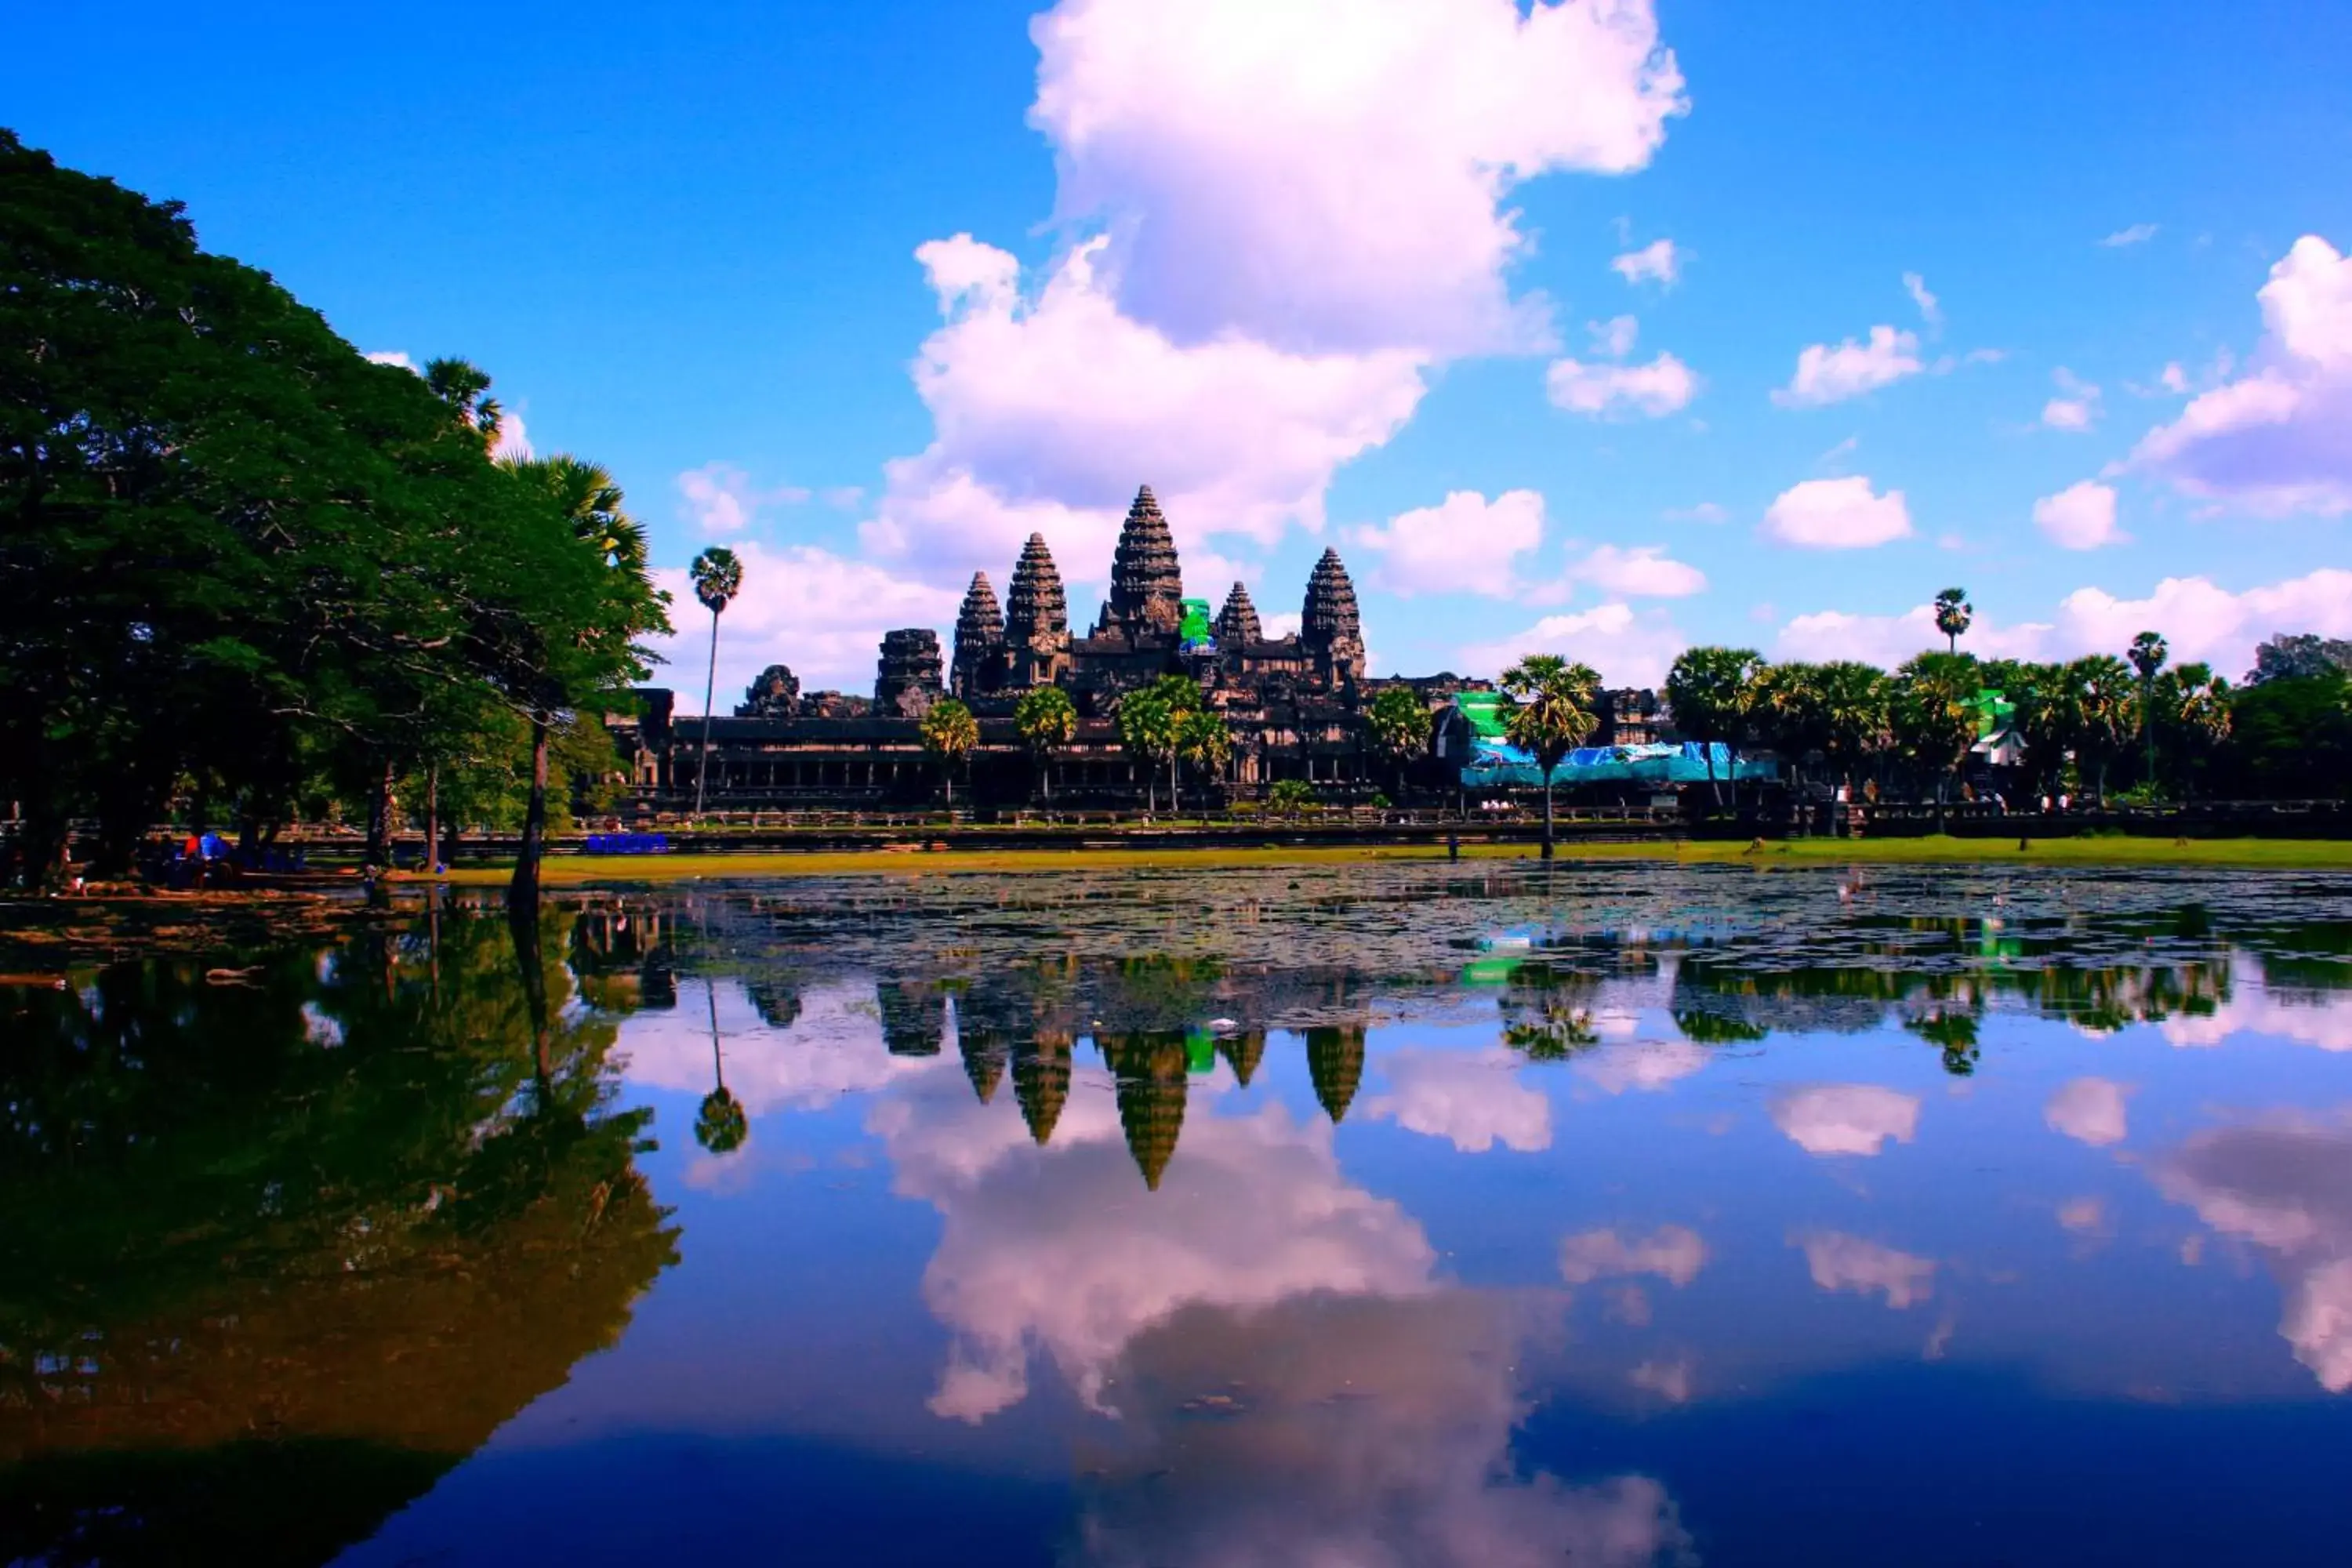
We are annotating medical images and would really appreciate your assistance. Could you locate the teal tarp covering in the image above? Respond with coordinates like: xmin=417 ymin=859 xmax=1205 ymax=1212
xmin=1460 ymin=738 xmax=1772 ymax=789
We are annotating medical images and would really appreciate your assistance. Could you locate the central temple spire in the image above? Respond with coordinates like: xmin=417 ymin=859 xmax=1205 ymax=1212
xmin=1096 ymin=485 xmax=1184 ymax=640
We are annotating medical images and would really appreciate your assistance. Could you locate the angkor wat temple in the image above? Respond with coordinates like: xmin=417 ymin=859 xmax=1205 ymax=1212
xmin=611 ymin=485 xmax=1490 ymax=809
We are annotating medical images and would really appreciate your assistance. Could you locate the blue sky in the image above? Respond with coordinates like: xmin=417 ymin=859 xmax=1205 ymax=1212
xmin=15 ymin=0 xmax=2351 ymax=703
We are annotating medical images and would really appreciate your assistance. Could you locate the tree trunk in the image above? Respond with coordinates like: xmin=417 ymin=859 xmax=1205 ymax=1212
xmin=1541 ymin=768 xmax=1556 ymax=859
xmin=425 ymin=764 xmax=441 ymax=877
xmin=509 ymin=713 xmax=549 ymax=917
xmin=1933 ymin=772 xmax=1948 ymax=835
xmin=1704 ymin=741 xmax=1722 ymax=809
xmin=695 ymin=606 xmax=721 ymax=817
xmin=1171 ymin=755 xmax=1181 ymax=816
xmin=365 ymin=758 xmax=394 ymax=869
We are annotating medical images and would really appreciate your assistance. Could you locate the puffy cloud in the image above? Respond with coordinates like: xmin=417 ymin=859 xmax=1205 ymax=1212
xmin=1458 ymin=601 xmax=1689 ymax=688
xmin=1083 ymin=1292 xmax=1692 ymax=1567
xmin=676 ymin=462 xmax=811 ymax=536
xmin=1795 ymin=1231 xmax=1936 ymax=1308
xmin=1544 ymin=543 xmax=1706 ymax=599
xmin=1769 ymin=1083 xmax=1922 ymax=1157
xmin=1547 ymin=350 xmax=1699 ymax=418
xmin=2100 ymin=223 xmax=2159 ymax=248
xmin=1760 ymin=475 xmax=1914 ymax=549
xmin=874 ymin=1066 xmax=1438 ymax=1422
xmin=2132 ymin=234 xmax=2352 ymax=515
xmin=1610 ymin=237 xmax=1679 ymax=286
xmin=1903 ymin=272 xmax=1942 ymax=332
xmin=871 ymin=235 xmax=1428 ymax=583
xmin=1588 ymin=314 xmax=1640 ymax=358
xmin=488 ymin=407 xmax=531 ymax=463
xmin=2161 ymin=361 xmax=2190 ymax=394
xmin=2056 ymin=1196 xmax=2110 ymax=1234
xmin=2034 ymin=480 xmax=2124 ymax=550
xmin=1773 ymin=325 xmax=1925 ymax=408
xmin=365 ymin=349 xmax=416 ymax=371
xmin=1572 ymin=1039 xmax=1713 ymax=1094
xmin=2041 ymin=367 xmax=2103 ymax=431
xmin=2045 ymin=1077 xmax=2134 ymax=1147
xmin=1628 ymin=1356 xmax=1695 ymax=1403
xmin=649 ymin=539 xmax=960 ymax=707
xmin=875 ymin=0 xmax=1691 ymax=583
xmin=1771 ymin=568 xmax=2352 ymax=677
xmin=1352 ymin=488 xmax=1546 ymax=597
xmin=1559 ymin=1224 xmax=1708 ymax=1287
xmin=1662 ymin=501 xmax=1727 ymax=524
xmin=1032 ymin=0 xmax=1686 ymax=356
xmin=2161 ymin=963 xmax=2352 ymax=1053
xmin=619 ymin=981 xmax=944 ymax=1116
xmin=2156 ymin=1116 xmax=2352 ymax=1391
xmin=1362 ymin=1044 xmax=1552 ymax=1152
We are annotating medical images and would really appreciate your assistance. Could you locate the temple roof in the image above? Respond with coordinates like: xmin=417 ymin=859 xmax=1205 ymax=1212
xmin=1007 ymin=532 xmax=1068 ymax=648
xmin=1214 ymin=581 xmax=1262 ymax=646
xmin=1101 ymin=485 xmax=1184 ymax=637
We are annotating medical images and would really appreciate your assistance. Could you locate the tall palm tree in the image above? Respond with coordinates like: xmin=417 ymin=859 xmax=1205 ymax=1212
xmin=694 ymin=977 xmax=748 ymax=1156
xmin=1499 ymin=655 xmax=1601 ymax=859
xmin=1174 ymin=706 xmax=1232 ymax=811
xmin=1665 ymin=647 xmax=1763 ymax=809
xmin=920 ymin=697 xmax=980 ymax=807
xmin=2067 ymin=654 xmax=2136 ymax=804
xmin=2128 ymin=630 xmax=2169 ymax=789
xmin=688 ymin=547 xmax=744 ymax=817
xmin=424 ymin=357 xmax=503 ymax=448
xmin=1934 ymin=588 xmax=1973 ymax=655
xmin=1013 ymin=684 xmax=1078 ymax=803
xmin=1363 ymin=684 xmax=1428 ymax=804
xmin=1892 ymin=651 xmax=1979 ymax=832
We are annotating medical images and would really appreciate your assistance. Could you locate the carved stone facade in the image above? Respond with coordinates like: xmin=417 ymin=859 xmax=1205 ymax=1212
xmin=873 ymin=629 xmax=943 ymax=718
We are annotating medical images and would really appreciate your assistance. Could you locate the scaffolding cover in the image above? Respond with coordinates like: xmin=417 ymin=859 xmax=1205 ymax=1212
xmin=1178 ymin=597 xmax=1214 ymax=652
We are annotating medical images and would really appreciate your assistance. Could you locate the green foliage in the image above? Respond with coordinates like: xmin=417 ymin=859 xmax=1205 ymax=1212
xmin=1364 ymin=685 xmax=1428 ymax=764
xmin=1933 ymin=587 xmax=1973 ymax=652
xmin=2221 ymin=672 xmax=2352 ymax=799
xmin=1268 ymin=778 xmax=1316 ymax=815
xmin=1014 ymin=684 xmax=1078 ymax=752
xmin=1665 ymin=647 xmax=1762 ymax=804
xmin=689 ymin=546 xmax=743 ymax=617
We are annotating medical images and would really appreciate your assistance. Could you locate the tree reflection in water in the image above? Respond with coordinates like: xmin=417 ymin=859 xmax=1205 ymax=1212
xmin=0 ymin=904 xmax=679 ymax=1566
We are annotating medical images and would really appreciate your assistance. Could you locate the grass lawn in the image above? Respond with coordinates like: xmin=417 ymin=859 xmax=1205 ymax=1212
xmin=426 ymin=833 xmax=2352 ymax=884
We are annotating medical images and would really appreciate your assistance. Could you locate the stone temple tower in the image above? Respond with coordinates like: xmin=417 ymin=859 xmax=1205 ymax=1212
xmin=1301 ymin=547 xmax=1366 ymax=689
xmin=1005 ymin=532 xmax=1071 ymax=688
xmin=1095 ymin=485 xmax=1184 ymax=641
xmin=951 ymin=572 xmax=1005 ymax=700
xmin=875 ymin=628 xmax=944 ymax=717
xmin=1214 ymin=582 xmax=1262 ymax=647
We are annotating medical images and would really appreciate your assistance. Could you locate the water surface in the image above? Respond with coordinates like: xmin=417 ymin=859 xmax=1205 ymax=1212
xmin=8 ymin=862 xmax=2352 ymax=1565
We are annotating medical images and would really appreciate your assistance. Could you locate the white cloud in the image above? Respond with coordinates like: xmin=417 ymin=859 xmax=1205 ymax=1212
xmin=2042 ymin=366 xmax=2103 ymax=430
xmin=1573 ymin=1039 xmax=1713 ymax=1094
xmin=1559 ymin=1224 xmax=1707 ymax=1287
xmin=1903 ymin=271 xmax=1942 ymax=332
xmin=1795 ymin=1231 xmax=1936 ymax=1308
xmin=1588 ymin=314 xmax=1640 ymax=358
xmin=2100 ymin=223 xmax=2159 ymax=248
xmin=1770 ymin=1083 xmax=1922 ymax=1157
xmin=2056 ymin=1196 xmax=2109 ymax=1234
xmin=2161 ymin=361 xmax=2190 ymax=394
xmin=1760 ymin=475 xmax=1914 ymax=549
xmin=676 ymin=462 xmax=813 ymax=536
xmin=2160 ymin=961 xmax=2352 ymax=1053
xmin=2033 ymin=480 xmax=2124 ymax=550
xmin=649 ymin=539 xmax=960 ymax=708
xmin=1566 ymin=543 xmax=1707 ymax=597
xmin=2132 ymin=234 xmax=2352 ymax=516
xmin=1033 ymin=0 xmax=1686 ymax=356
xmin=1351 ymin=488 xmax=1545 ymax=597
xmin=1663 ymin=501 xmax=1727 ymax=524
xmin=871 ymin=0 xmax=1693 ymax=590
xmin=1610 ymin=237 xmax=1679 ymax=286
xmin=620 ymin=980 xmax=939 ymax=1115
xmin=1628 ymin=1356 xmax=1694 ymax=1403
xmin=1458 ymin=601 xmax=1688 ymax=688
xmin=2157 ymin=1118 xmax=2352 ymax=1392
xmin=365 ymin=350 xmax=416 ymax=371
xmin=1547 ymin=350 xmax=1699 ymax=418
xmin=488 ymin=407 xmax=532 ymax=463
xmin=1771 ymin=567 xmax=2352 ymax=679
xmin=2045 ymin=1077 xmax=2134 ymax=1147
xmin=1773 ymin=325 xmax=1925 ymax=407
xmin=1363 ymin=1044 xmax=1552 ymax=1152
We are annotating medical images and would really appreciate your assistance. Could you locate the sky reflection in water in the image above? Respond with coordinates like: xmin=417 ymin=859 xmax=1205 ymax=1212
xmin=9 ymin=863 xmax=2352 ymax=1566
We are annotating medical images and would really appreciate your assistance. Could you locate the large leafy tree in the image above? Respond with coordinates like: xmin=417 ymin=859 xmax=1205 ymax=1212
xmin=1665 ymin=647 xmax=1763 ymax=808
xmin=688 ymin=546 xmax=743 ymax=816
xmin=1891 ymin=652 xmax=1979 ymax=830
xmin=1174 ymin=706 xmax=1232 ymax=810
xmin=2065 ymin=654 xmax=2136 ymax=804
xmin=1013 ymin=684 xmax=1078 ymax=803
xmin=1498 ymin=655 xmax=1601 ymax=859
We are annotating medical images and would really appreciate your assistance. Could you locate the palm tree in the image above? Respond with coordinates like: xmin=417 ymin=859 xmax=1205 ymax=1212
xmin=1665 ymin=647 xmax=1763 ymax=809
xmin=424 ymin=357 xmax=503 ymax=448
xmin=1116 ymin=691 xmax=1178 ymax=813
xmin=2158 ymin=661 xmax=2232 ymax=798
xmin=1892 ymin=651 xmax=1979 ymax=831
xmin=694 ymin=977 xmax=747 ymax=1156
xmin=919 ymin=698 xmax=980 ymax=807
xmin=2068 ymin=654 xmax=2136 ymax=804
xmin=1498 ymin=655 xmax=1601 ymax=859
xmin=688 ymin=547 xmax=744 ymax=816
xmin=1174 ymin=707 xmax=1232 ymax=811
xmin=1934 ymin=588 xmax=1973 ymax=655
xmin=1814 ymin=660 xmax=1893 ymax=797
xmin=1013 ymin=685 xmax=1078 ymax=803
xmin=2128 ymin=630 xmax=2169 ymax=790
xmin=1363 ymin=684 xmax=1428 ymax=804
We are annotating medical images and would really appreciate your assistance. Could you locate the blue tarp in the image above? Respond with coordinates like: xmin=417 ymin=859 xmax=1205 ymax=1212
xmin=584 ymin=833 xmax=672 ymax=855
xmin=1460 ymin=739 xmax=1773 ymax=789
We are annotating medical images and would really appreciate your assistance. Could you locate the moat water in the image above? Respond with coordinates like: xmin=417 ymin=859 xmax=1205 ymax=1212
xmin=8 ymin=862 xmax=2352 ymax=1566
